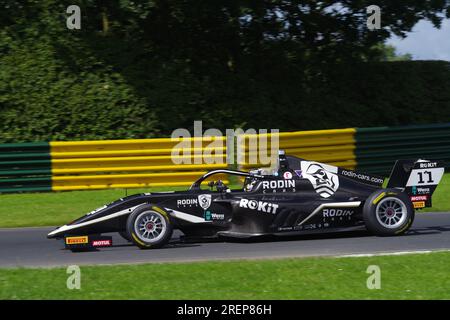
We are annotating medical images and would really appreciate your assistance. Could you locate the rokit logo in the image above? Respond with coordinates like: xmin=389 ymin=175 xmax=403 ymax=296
xmin=262 ymin=180 xmax=295 ymax=189
xmin=239 ymin=198 xmax=279 ymax=214
xmin=177 ymin=198 xmax=198 ymax=207
xmin=322 ymin=209 xmax=354 ymax=218
xmin=419 ymin=162 xmax=438 ymax=169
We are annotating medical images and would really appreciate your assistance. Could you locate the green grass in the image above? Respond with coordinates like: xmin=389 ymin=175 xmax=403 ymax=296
xmin=0 ymin=187 xmax=186 ymax=228
xmin=1 ymin=252 xmax=450 ymax=299
xmin=0 ymin=175 xmax=449 ymax=228
xmin=423 ymin=173 xmax=450 ymax=212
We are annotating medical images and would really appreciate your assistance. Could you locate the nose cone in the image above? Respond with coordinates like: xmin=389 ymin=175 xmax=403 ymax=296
xmin=47 ymin=225 xmax=67 ymax=239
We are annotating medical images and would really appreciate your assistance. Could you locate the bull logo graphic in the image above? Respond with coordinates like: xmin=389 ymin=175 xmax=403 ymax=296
xmin=301 ymin=161 xmax=339 ymax=198
xmin=198 ymin=194 xmax=212 ymax=210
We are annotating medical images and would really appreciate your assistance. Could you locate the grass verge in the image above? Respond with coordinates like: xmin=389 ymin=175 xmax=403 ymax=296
xmin=0 ymin=174 xmax=448 ymax=228
xmin=1 ymin=252 xmax=450 ymax=299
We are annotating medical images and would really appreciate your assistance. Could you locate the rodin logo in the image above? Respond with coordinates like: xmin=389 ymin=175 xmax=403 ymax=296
xmin=198 ymin=194 xmax=212 ymax=210
xmin=322 ymin=209 xmax=354 ymax=218
xmin=262 ymin=180 xmax=295 ymax=189
xmin=177 ymin=198 xmax=198 ymax=207
xmin=301 ymin=161 xmax=339 ymax=198
xmin=239 ymin=198 xmax=279 ymax=214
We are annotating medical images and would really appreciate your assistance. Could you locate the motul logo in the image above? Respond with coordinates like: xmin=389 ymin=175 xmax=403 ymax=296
xmin=411 ymin=195 xmax=427 ymax=201
xmin=92 ymin=240 xmax=112 ymax=247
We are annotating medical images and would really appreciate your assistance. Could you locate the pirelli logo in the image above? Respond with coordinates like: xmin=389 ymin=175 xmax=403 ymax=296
xmin=413 ymin=201 xmax=425 ymax=209
xmin=65 ymin=236 xmax=88 ymax=245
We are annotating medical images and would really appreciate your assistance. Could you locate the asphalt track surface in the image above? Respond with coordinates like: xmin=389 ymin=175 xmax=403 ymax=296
xmin=1 ymin=212 xmax=450 ymax=267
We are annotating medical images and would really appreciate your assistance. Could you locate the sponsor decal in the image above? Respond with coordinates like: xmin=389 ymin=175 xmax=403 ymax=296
xmin=65 ymin=236 xmax=88 ymax=245
xmin=283 ymin=171 xmax=293 ymax=179
xmin=419 ymin=162 xmax=438 ymax=169
xmin=413 ymin=201 xmax=426 ymax=209
xmin=198 ymin=194 xmax=212 ymax=210
xmin=204 ymin=210 xmax=225 ymax=221
xmin=177 ymin=198 xmax=198 ymax=207
xmin=92 ymin=240 xmax=112 ymax=247
xmin=406 ymin=167 xmax=444 ymax=187
xmin=411 ymin=195 xmax=428 ymax=202
xmin=278 ymin=226 xmax=293 ymax=231
xmin=322 ymin=209 xmax=355 ymax=218
xmin=294 ymin=170 xmax=302 ymax=178
xmin=239 ymin=198 xmax=279 ymax=214
xmin=416 ymin=187 xmax=431 ymax=195
xmin=262 ymin=180 xmax=295 ymax=189
xmin=301 ymin=161 xmax=339 ymax=198
xmin=339 ymin=169 xmax=384 ymax=186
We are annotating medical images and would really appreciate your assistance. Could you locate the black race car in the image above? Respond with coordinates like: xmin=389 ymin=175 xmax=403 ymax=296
xmin=47 ymin=152 xmax=445 ymax=250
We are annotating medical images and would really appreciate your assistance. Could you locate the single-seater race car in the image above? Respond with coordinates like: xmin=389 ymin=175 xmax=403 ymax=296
xmin=48 ymin=152 xmax=445 ymax=250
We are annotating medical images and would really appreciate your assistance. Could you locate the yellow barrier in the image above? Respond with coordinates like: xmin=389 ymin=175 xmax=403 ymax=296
xmin=52 ymin=172 xmax=229 ymax=191
xmin=239 ymin=128 xmax=356 ymax=170
xmin=49 ymin=129 xmax=357 ymax=191
xmin=50 ymin=137 xmax=227 ymax=191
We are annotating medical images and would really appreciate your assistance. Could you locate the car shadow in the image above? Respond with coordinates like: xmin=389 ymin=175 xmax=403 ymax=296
xmin=208 ymin=224 xmax=450 ymax=245
xmin=404 ymin=225 xmax=450 ymax=236
xmin=90 ymin=223 xmax=450 ymax=251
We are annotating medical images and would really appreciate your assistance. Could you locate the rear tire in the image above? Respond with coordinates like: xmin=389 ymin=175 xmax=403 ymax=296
xmin=126 ymin=205 xmax=173 ymax=249
xmin=363 ymin=189 xmax=414 ymax=236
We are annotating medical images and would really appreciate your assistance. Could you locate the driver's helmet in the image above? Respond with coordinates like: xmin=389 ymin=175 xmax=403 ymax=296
xmin=244 ymin=167 xmax=276 ymax=192
xmin=244 ymin=177 xmax=258 ymax=192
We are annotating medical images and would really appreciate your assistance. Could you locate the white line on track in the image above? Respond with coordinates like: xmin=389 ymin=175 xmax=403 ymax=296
xmin=337 ymin=248 xmax=450 ymax=258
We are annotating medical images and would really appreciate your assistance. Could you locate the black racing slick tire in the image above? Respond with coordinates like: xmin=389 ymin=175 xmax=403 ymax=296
xmin=363 ymin=189 xmax=415 ymax=236
xmin=126 ymin=205 xmax=173 ymax=249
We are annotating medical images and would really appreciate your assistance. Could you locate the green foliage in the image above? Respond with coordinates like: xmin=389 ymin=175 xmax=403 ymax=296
xmin=0 ymin=1 xmax=449 ymax=142
xmin=0 ymin=1 xmax=158 ymax=142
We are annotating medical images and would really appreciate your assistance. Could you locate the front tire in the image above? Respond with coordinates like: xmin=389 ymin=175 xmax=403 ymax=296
xmin=363 ymin=189 xmax=414 ymax=236
xmin=126 ymin=205 xmax=173 ymax=249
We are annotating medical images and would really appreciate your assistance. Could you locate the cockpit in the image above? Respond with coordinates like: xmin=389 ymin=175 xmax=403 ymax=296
xmin=189 ymin=151 xmax=298 ymax=192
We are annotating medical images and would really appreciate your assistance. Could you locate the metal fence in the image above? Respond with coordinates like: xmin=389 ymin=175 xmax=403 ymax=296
xmin=1 ymin=123 xmax=449 ymax=193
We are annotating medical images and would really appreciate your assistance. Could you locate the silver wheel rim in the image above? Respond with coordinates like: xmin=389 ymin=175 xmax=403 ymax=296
xmin=134 ymin=210 xmax=166 ymax=243
xmin=375 ymin=197 xmax=408 ymax=229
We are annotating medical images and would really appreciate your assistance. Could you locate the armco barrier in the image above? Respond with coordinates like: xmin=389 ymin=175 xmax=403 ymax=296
xmin=49 ymin=137 xmax=227 ymax=191
xmin=0 ymin=142 xmax=51 ymax=193
xmin=1 ymin=123 xmax=449 ymax=193
xmin=355 ymin=123 xmax=450 ymax=175
xmin=238 ymin=128 xmax=357 ymax=171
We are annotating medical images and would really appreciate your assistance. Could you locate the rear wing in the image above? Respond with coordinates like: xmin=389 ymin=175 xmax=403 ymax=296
xmin=387 ymin=159 xmax=445 ymax=209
